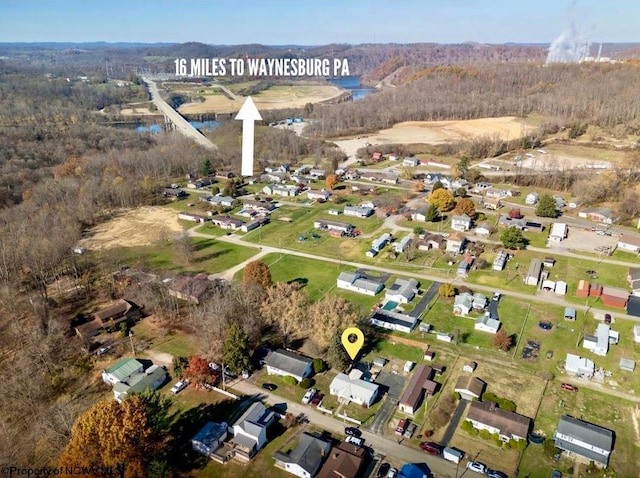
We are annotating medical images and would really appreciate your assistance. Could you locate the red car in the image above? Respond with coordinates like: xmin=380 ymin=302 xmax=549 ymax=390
xmin=561 ymin=383 xmax=578 ymax=392
xmin=310 ymin=393 xmax=324 ymax=406
xmin=419 ymin=442 xmax=444 ymax=455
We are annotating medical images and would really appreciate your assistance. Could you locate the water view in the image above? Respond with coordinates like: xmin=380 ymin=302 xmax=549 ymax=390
xmin=328 ymin=76 xmax=376 ymax=101
xmin=135 ymin=119 xmax=219 ymax=133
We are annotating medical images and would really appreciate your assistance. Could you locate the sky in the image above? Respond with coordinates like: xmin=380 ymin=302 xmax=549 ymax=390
xmin=1 ymin=0 xmax=639 ymax=45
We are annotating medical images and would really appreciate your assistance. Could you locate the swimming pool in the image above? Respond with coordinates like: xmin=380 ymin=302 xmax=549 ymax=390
xmin=383 ymin=301 xmax=398 ymax=311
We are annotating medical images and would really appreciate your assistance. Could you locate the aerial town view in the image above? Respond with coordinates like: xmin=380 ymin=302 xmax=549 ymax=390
xmin=2 ymin=1 xmax=640 ymax=477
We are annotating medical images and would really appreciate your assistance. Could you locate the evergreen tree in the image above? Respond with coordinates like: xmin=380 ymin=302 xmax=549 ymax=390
xmin=223 ymin=324 xmax=251 ymax=375
xmin=535 ymin=194 xmax=557 ymax=218
xmin=201 ymin=158 xmax=212 ymax=176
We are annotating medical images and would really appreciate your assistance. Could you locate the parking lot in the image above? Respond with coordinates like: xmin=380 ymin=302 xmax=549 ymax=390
xmin=549 ymin=226 xmax=618 ymax=253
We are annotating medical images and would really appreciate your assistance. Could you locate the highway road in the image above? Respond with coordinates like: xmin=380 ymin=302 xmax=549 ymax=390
xmin=143 ymin=77 xmax=218 ymax=151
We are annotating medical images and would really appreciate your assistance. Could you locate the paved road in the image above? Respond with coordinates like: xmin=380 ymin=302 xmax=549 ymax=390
xmin=229 ymin=378 xmax=460 ymax=478
xmin=143 ymin=77 xmax=218 ymax=151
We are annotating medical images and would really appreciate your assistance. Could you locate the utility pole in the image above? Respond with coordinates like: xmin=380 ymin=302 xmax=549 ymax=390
xmin=128 ymin=331 xmax=135 ymax=355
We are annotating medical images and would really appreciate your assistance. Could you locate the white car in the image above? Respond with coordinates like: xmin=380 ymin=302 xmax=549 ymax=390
xmin=387 ymin=468 xmax=398 ymax=478
xmin=302 ymin=388 xmax=317 ymax=404
xmin=492 ymin=292 xmax=501 ymax=301
xmin=170 ymin=380 xmax=189 ymax=394
xmin=466 ymin=461 xmax=487 ymax=474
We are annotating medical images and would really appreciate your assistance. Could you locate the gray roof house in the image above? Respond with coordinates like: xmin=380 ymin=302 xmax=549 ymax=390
xmin=273 ymin=432 xmax=332 ymax=478
xmin=264 ymin=349 xmax=313 ymax=382
xmin=474 ymin=315 xmax=501 ymax=334
xmin=191 ymin=422 xmax=229 ymax=462
xmin=232 ymin=402 xmax=276 ymax=461
xmin=385 ymin=278 xmax=420 ymax=304
xmin=554 ymin=415 xmax=613 ymax=467
xmin=565 ymin=353 xmax=595 ymax=378
xmin=453 ymin=292 xmax=473 ymax=316
xmin=369 ymin=309 xmax=418 ymax=334
xmin=525 ymin=259 xmax=542 ymax=286
xmin=451 ymin=214 xmax=472 ymax=232
xmin=337 ymin=272 xmax=384 ymax=296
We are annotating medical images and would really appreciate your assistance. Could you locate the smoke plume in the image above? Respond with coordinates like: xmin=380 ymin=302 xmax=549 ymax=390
xmin=545 ymin=24 xmax=589 ymax=64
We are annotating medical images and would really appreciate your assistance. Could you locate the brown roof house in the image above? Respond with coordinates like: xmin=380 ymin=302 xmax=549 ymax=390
xmin=316 ymin=441 xmax=366 ymax=478
xmin=398 ymin=365 xmax=439 ymax=415
xmin=75 ymin=299 xmax=141 ymax=338
xmin=167 ymin=273 xmax=212 ymax=304
xmin=465 ymin=400 xmax=532 ymax=442
xmin=454 ymin=376 xmax=486 ymax=401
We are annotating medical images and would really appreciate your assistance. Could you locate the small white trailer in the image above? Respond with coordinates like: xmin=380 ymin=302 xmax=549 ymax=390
xmin=443 ymin=447 xmax=464 ymax=464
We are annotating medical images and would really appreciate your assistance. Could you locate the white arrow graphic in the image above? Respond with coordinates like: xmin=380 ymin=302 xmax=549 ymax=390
xmin=235 ymin=96 xmax=262 ymax=177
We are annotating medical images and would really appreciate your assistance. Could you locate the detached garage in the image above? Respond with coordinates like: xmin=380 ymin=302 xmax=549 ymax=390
xmin=601 ymin=286 xmax=629 ymax=309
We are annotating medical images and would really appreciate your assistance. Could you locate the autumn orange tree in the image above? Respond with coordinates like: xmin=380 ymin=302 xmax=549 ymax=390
xmin=242 ymin=260 xmax=272 ymax=288
xmin=325 ymin=174 xmax=339 ymax=190
xmin=454 ymin=198 xmax=476 ymax=218
xmin=59 ymin=393 xmax=169 ymax=477
xmin=184 ymin=356 xmax=214 ymax=386
xmin=493 ymin=328 xmax=513 ymax=351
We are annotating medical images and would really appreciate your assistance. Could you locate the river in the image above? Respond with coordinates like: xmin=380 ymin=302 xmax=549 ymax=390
xmin=328 ymin=76 xmax=376 ymax=101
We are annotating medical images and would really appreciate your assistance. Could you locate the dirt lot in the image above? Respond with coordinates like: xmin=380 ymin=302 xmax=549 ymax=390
xmin=79 ymin=206 xmax=183 ymax=250
xmin=177 ymin=84 xmax=344 ymax=114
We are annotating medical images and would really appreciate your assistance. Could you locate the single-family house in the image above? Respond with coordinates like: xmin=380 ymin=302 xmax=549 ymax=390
xmin=473 ymin=182 xmax=492 ymax=193
xmin=232 ymin=402 xmax=276 ymax=461
xmin=398 ymin=365 xmax=437 ymax=415
xmin=162 ymin=187 xmax=187 ymax=198
xmin=75 ymin=299 xmax=141 ymax=338
xmin=565 ymin=353 xmax=595 ymax=378
xmin=466 ymin=401 xmax=532 ymax=442
xmin=307 ymin=189 xmax=331 ymax=201
xmin=372 ymin=233 xmax=392 ymax=252
xmin=484 ymin=187 xmax=507 ymax=199
xmin=418 ymin=233 xmax=446 ymax=251
xmin=634 ymin=325 xmax=640 ymax=343
xmin=456 ymin=258 xmax=472 ymax=277
xmin=167 ymin=274 xmax=212 ymax=304
xmin=492 ymin=250 xmax=508 ymax=271
xmin=564 ymin=307 xmax=577 ymax=321
xmin=316 ymin=441 xmax=366 ymax=478
xmin=329 ymin=369 xmax=379 ymax=407
xmin=483 ymin=197 xmax=502 ymax=210
xmin=403 ymin=157 xmax=419 ymax=167
xmin=371 ymin=151 xmax=383 ymax=162
xmin=424 ymin=173 xmax=444 ymax=185
xmin=525 ymin=259 xmax=542 ymax=286
xmin=243 ymin=199 xmax=277 ymax=215
xmin=578 ymin=207 xmax=616 ymax=224
xmin=369 ymin=310 xmax=418 ymax=334
xmin=264 ymin=349 xmax=313 ymax=383
xmin=475 ymin=315 xmax=501 ymax=334
xmin=446 ymin=232 xmax=466 ymax=254
xmin=205 ymin=195 xmax=235 ymax=207
xmin=451 ymin=214 xmax=472 ymax=232
xmin=618 ymin=234 xmax=640 ymax=253
xmin=549 ymin=223 xmax=568 ymax=242
xmin=619 ymin=358 xmax=636 ymax=372
xmin=454 ymin=376 xmax=486 ymax=401
xmin=273 ymin=432 xmax=332 ymax=478
xmin=210 ymin=215 xmax=244 ymax=230
xmin=525 ymin=192 xmax=539 ymax=205
xmin=344 ymin=205 xmax=373 ymax=218
xmin=241 ymin=217 xmax=269 ymax=233
xmin=475 ymin=222 xmax=491 ymax=236
xmin=309 ymin=168 xmax=326 ymax=178
xmin=394 ymin=235 xmax=413 ymax=253
xmin=411 ymin=207 xmax=428 ymax=222
xmin=554 ymin=415 xmax=613 ymax=468
xmin=498 ymin=215 xmax=526 ymax=230
xmin=191 ymin=422 xmax=229 ymax=462
xmin=385 ymin=278 xmax=420 ymax=304
xmin=314 ymin=220 xmax=354 ymax=234
xmin=472 ymin=293 xmax=488 ymax=310
xmin=627 ymin=267 xmax=640 ymax=295
xmin=453 ymin=292 xmax=473 ymax=316
xmin=102 ymin=358 xmax=167 ymax=402
xmin=263 ymin=184 xmax=299 ymax=197
xmin=337 ymin=272 xmax=384 ymax=296
xmin=554 ymin=195 xmax=566 ymax=208
xmin=583 ymin=324 xmax=619 ymax=356
xmin=601 ymin=286 xmax=629 ymax=308
xmin=187 ymin=177 xmax=214 ymax=189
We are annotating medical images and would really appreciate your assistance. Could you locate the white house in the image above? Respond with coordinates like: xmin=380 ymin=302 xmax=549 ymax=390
xmin=451 ymin=214 xmax=472 ymax=232
xmin=411 ymin=208 xmax=428 ymax=222
xmin=372 ymin=233 xmax=392 ymax=252
xmin=618 ymin=234 xmax=640 ymax=253
xmin=263 ymin=184 xmax=299 ymax=197
xmin=264 ymin=349 xmax=313 ymax=382
xmin=329 ymin=369 xmax=379 ymax=407
xmin=403 ymin=157 xmax=419 ymax=167
xmin=466 ymin=401 xmax=531 ymax=442
xmin=583 ymin=324 xmax=618 ymax=356
xmin=394 ymin=235 xmax=413 ymax=253
xmin=525 ymin=192 xmax=539 ymax=205
xmin=273 ymin=432 xmax=331 ymax=478
xmin=525 ymin=259 xmax=542 ymax=286
xmin=475 ymin=222 xmax=491 ymax=236
xmin=453 ymin=292 xmax=473 ymax=316
xmin=205 ymin=195 xmax=235 ymax=207
xmin=369 ymin=310 xmax=418 ymax=334
xmin=549 ymin=223 xmax=568 ymax=242
xmin=385 ymin=278 xmax=420 ymax=304
xmin=232 ymin=402 xmax=276 ymax=460
xmin=344 ymin=205 xmax=374 ymax=218
xmin=565 ymin=353 xmax=595 ymax=378
xmin=337 ymin=272 xmax=384 ymax=296
xmin=446 ymin=233 xmax=466 ymax=254
xmin=474 ymin=315 xmax=501 ymax=334
xmin=307 ymin=189 xmax=331 ymax=201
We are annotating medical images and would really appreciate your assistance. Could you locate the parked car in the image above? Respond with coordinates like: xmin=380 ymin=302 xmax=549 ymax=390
xmin=96 ymin=345 xmax=112 ymax=356
xmin=387 ymin=468 xmax=398 ymax=478
xmin=561 ymin=383 xmax=578 ymax=392
xmin=345 ymin=427 xmax=362 ymax=438
xmin=551 ymin=470 xmax=562 ymax=478
xmin=302 ymin=388 xmax=317 ymax=404
xmin=486 ymin=470 xmax=508 ymax=478
xmin=310 ymin=393 xmax=324 ymax=406
xmin=376 ymin=463 xmax=390 ymax=478
xmin=345 ymin=435 xmax=364 ymax=447
xmin=492 ymin=292 xmax=501 ymax=302
xmin=466 ymin=461 xmax=487 ymax=474
xmin=538 ymin=321 xmax=553 ymax=330
xmin=395 ymin=418 xmax=409 ymax=435
xmin=419 ymin=442 xmax=444 ymax=455
xmin=604 ymin=313 xmax=612 ymax=324
xmin=170 ymin=380 xmax=189 ymax=394
xmin=404 ymin=422 xmax=417 ymax=438
xmin=262 ymin=383 xmax=277 ymax=391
